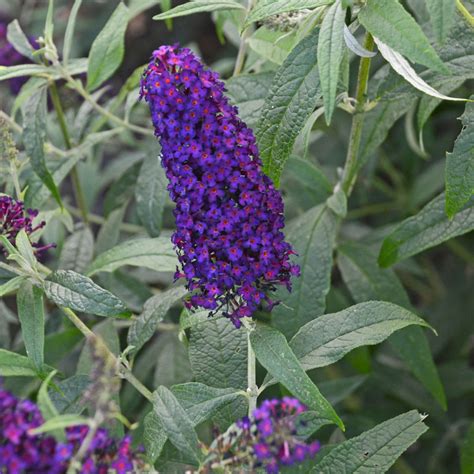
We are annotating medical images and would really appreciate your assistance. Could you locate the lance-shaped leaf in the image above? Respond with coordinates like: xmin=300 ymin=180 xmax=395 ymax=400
xmin=0 ymin=349 xmax=52 ymax=377
xmin=87 ymin=2 xmax=129 ymax=91
xmin=22 ymin=87 xmax=62 ymax=207
xmin=289 ymin=301 xmax=432 ymax=371
xmin=309 ymin=411 xmax=428 ymax=473
xmin=461 ymin=422 xmax=474 ymax=474
xmin=152 ymin=386 xmax=203 ymax=464
xmin=87 ymin=236 xmax=177 ymax=275
xmin=44 ymin=270 xmax=129 ymax=317
xmin=446 ymin=98 xmax=474 ymax=218
xmin=7 ymin=20 xmax=36 ymax=60
xmin=59 ymin=226 xmax=94 ymax=274
xmin=153 ymin=0 xmax=245 ymax=20
xmin=17 ymin=281 xmax=45 ymax=373
xmin=318 ymin=0 xmax=346 ymax=124
xmin=379 ymin=193 xmax=474 ymax=267
xmin=425 ymin=0 xmax=455 ymax=44
xmin=250 ymin=324 xmax=344 ymax=430
xmin=273 ymin=204 xmax=338 ymax=338
xmin=338 ymin=243 xmax=446 ymax=409
xmin=257 ymin=28 xmax=321 ymax=186
xmin=358 ymin=0 xmax=447 ymax=73
xmin=127 ymin=286 xmax=187 ymax=354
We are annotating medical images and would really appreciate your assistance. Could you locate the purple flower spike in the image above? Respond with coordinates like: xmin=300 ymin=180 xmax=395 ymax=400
xmin=0 ymin=195 xmax=54 ymax=256
xmin=140 ymin=44 xmax=300 ymax=327
xmin=237 ymin=397 xmax=321 ymax=473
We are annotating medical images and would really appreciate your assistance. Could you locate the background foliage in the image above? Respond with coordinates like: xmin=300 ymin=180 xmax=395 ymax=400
xmin=0 ymin=0 xmax=473 ymax=473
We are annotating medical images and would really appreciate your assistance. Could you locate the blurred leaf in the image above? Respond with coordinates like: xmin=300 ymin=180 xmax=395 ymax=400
xmin=0 ymin=64 xmax=52 ymax=81
xmin=95 ymin=207 xmax=125 ymax=256
xmin=446 ymin=97 xmax=474 ymax=218
xmin=17 ymin=281 xmax=45 ymax=373
xmin=153 ymin=0 xmax=245 ymax=20
xmin=327 ymin=188 xmax=347 ymax=217
xmin=188 ymin=314 xmax=247 ymax=389
xmin=154 ymin=332 xmax=191 ymax=387
xmin=309 ymin=411 xmax=428 ymax=472
xmin=22 ymin=87 xmax=62 ymax=207
xmin=63 ymin=0 xmax=83 ymax=64
xmin=87 ymin=2 xmax=129 ymax=91
xmin=378 ymin=193 xmax=474 ymax=267
xmin=461 ymin=422 xmax=474 ymax=474
xmin=128 ymin=286 xmax=187 ymax=354
xmin=289 ymin=301 xmax=432 ymax=370
xmin=29 ymin=414 xmax=89 ymax=435
xmin=87 ymin=237 xmax=177 ymax=276
xmin=136 ymin=154 xmax=167 ymax=237
xmin=0 ymin=348 xmax=50 ymax=377
xmin=425 ymin=0 xmax=455 ymax=44
xmin=6 ymin=20 xmax=36 ymax=60
xmin=0 ymin=275 xmax=26 ymax=297
xmin=338 ymin=242 xmax=446 ymax=409
xmin=251 ymin=324 xmax=344 ymax=429
xmin=104 ymin=161 xmax=141 ymax=215
xmin=248 ymin=27 xmax=297 ymax=65
xmin=37 ymin=370 xmax=66 ymax=441
xmin=358 ymin=0 xmax=447 ymax=72
xmin=319 ymin=375 xmax=367 ymax=405
xmin=128 ymin=0 xmax=162 ymax=17
xmin=59 ymin=226 xmax=94 ymax=274
xmin=257 ymin=28 xmax=320 ymax=185
xmin=273 ymin=205 xmax=338 ymax=338
xmin=244 ymin=0 xmax=332 ymax=27
xmin=48 ymin=374 xmax=90 ymax=414
xmin=152 ymin=386 xmax=203 ymax=464
xmin=318 ymin=0 xmax=346 ymax=124
xmin=226 ymin=72 xmax=273 ymax=128
xmin=44 ymin=270 xmax=129 ymax=317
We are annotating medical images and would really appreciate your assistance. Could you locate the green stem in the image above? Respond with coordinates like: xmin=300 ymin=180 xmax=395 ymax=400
xmin=49 ymin=82 xmax=89 ymax=224
xmin=233 ymin=0 xmax=257 ymax=76
xmin=456 ymin=0 xmax=474 ymax=26
xmin=341 ymin=33 xmax=375 ymax=196
xmin=246 ymin=325 xmax=258 ymax=416
xmin=60 ymin=306 xmax=154 ymax=402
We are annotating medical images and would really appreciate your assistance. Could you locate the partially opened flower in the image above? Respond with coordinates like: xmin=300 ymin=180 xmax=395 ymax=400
xmin=0 ymin=195 xmax=54 ymax=256
xmin=140 ymin=45 xmax=299 ymax=328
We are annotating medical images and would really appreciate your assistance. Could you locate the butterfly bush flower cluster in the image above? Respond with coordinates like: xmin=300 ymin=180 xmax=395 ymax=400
xmin=140 ymin=45 xmax=300 ymax=327
xmin=0 ymin=18 xmax=37 ymax=93
xmin=206 ymin=397 xmax=321 ymax=473
xmin=0 ymin=384 xmax=144 ymax=474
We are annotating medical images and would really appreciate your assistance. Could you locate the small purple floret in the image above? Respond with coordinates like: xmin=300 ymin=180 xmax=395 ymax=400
xmin=140 ymin=44 xmax=300 ymax=327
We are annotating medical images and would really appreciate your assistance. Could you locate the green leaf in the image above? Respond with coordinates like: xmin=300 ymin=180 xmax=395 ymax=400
xmin=0 ymin=64 xmax=51 ymax=81
xmin=44 ymin=0 xmax=55 ymax=44
xmin=143 ymin=411 xmax=168 ymax=464
xmin=289 ymin=301 xmax=432 ymax=371
xmin=103 ymin=161 xmax=141 ymax=215
xmin=461 ymin=422 xmax=474 ymax=474
xmin=15 ymin=230 xmax=36 ymax=269
xmin=0 ymin=275 xmax=26 ymax=297
xmin=244 ymin=0 xmax=332 ymax=27
xmin=358 ymin=0 xmax=447 ymax=72
xmin=425 ymin=0 xmax=455 ymax=44
xmin=188 ymin=314 xmax=247 ymax=390
xmin=17 ymin=281 xmax=45 ymax=372
xmin=446 ymin=98 xmax=474 ymax=218
xmin=256 ymin=28 xmax=321 ymax=185
xmin=318 ymin=0 xmax=346 ymax=124
xmin=326 ymin=188 xmax=347 ymax=217
xmin=0 ymin=348 xmax=48 ymax=377
xmin=43 ymin=270 xmax=129 ymax=317
xmin=226 ymin=72 xmax=274 ymax=128
xmin=152 ymin=386 xmax=203 ymax=464
xmin=6 ymin=20 xmax=36 ymax=60
xmin=59 ymin=226 xmax=94 ymax=274
xmin=319 ymin=375 xmax=367 ymax=406
xmin=337 ymin=242 xmax=446 ymax=409
xmin=63 ymin=0 xmax=83 ymax=64
xmin=48 ymin=374 xmax=90 ymax=414
xmin=378 ymin=193 xmax=474 ymax=267
xmin=87 ymin=236 xmax=177 ymax=276
xmin=22 ymin=87 xmax=62 ymax=207
xmin=29 ymin=414 xmax=89 ymax=435
xmin=135 ymin=154 xmax=167 ymax=237
xmin=95 ymin=207 xmax=125 ymax=256
xmin=251 ymin=324 xmax=344 ymax=430
xmin=309 ymin=410 xmax=428 ymax=473
xmin=153 ymin=0 xmax=245 ymax=20
xmin=272 ymin=205 xmax=338 ymax=338
xmin=128 ymin=286 xmax=187 ymax=354
xmin=248 ymin=27 xmax=297 ymax=66
xmin=87 ymin=2 xmax=129 ymax=91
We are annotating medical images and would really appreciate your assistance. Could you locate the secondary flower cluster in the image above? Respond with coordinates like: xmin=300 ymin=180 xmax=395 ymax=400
xmin=0 ymin=384 xmax=143 ymax=474
xmin=140 ymin=45 xmax=299 ymax=327
xmin=0 ymin=18 xmax=37 ymax=93
xmin=204 ymin=397 xmax=321 ymax=473
xmin=0 ymin=195 xmax=53 ymax=256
